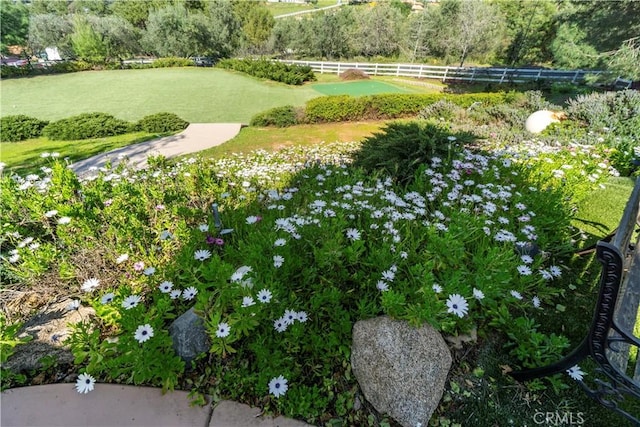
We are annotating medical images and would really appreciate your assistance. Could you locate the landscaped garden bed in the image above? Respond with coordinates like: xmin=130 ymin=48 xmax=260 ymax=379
xmin=1 ymin=89 xmax=638 ymax=426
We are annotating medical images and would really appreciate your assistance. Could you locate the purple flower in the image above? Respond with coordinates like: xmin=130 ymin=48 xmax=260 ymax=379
xmin=133 ymin=261 xmax=145 ymax=272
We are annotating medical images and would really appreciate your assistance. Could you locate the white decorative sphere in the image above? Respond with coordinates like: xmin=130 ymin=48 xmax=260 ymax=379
xmin=525 ymin=110 xmax=562 ymax=134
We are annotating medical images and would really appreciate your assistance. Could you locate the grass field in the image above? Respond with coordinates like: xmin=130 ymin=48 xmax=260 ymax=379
xmin=312 ymin=80 xmax=418 ymax=96
xmin=266 ymin=0 xmax=338 ymax=16
xmin=0 ymin=68 xmax=320 ymax=123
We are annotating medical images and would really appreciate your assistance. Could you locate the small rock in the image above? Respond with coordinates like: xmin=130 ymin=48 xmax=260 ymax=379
xmin=168 ymin=307 xmax=210 ymax=364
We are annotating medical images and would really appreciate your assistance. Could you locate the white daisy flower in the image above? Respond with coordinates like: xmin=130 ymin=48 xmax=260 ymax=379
xmin=274 ymin=317 xmax=288 ymax=333
xmin=81 ymin=278 xmax=100 ymax=293
xmin=231 ymin=265 xmax=253 ymax=282
xmin=44 ymin=210 xmax=58 ymax=218
xmin=159 ymin=230 xmax=173 ymax=240
xmin=283 ymin=310 xmax=297 ymax=325
xmin=143 ymin=267 xmax=156 ymax=276
xmin=432 ymin=284 xmax=443 ymax=293
xmin=57 ymin=216 xmax=71 ymax=225
xmin=345 ymin=228 xmax=361 ymax=241
xmin=473 ymin=288 xmax=485 ymax=300
xmin=520 ymin=255 xmax=534 ymax=265
xmin=273 ymin=255 xmax=284 ymax=268
xmin=67 ymin=299 xmax=80 ymax=311
xmin=246 ymin=215 xmax=261 ymax=224
xmin=510 ymin=290 xmax=523 ymax=300
xmin=566 ymin=365 xmax=585 ymax=381
xmin=194 ymin=249 xmax=212 ymax=261
xmin=446 ymin=294 xmax=469 ymax=318
xmin=376 ymin=280 xmax=389 ymax=292
xmin=540 ymin=269 xmax=553 ymax=280
xmin=101 ymin=293 xmax=115 ymax=305
xmin=182 ymin=286 xmax=198 ymax=300
xmin=122 ymin=295 xmax=142 ymax=309
xmin=296 ymin=311 xmax=308 ymax=323
xmin=169 ymin=289 xmax=182 ymax=300
xmin=198 ymin=224 xmax=209 ymax=232
xmin=269 ymin=375 xmax=288 ymax=398
xmin=158 ymin=281 xmax=173 ymax=293
xmin=242 ymin=296 xmax=255 ymax=307
xmin=274 ymin=238 xmax=287 ymax=247
xmin=517 ymin=265 xmax=532 ymax=276
xmin=381 ymin=270 xmax=395 ymax=282
xmin=75 ymin=373 xmax=96 ymax=394
xmin=532 ymin=296 xmax=541 ymax=308
xmin=257 ymin=289 xmax=272 ymax=303
xmin=549 ymin=265 xmax=562 ymax=277
xmin=216 ymin=322 xmax=231 ymax=338
xmin=134 ymin=324 xmax=154 ymax=343
xmin=116 ymin=253 xmax=129 ymax=264
xmin=8 ymin=254 xmax=20 ymax=263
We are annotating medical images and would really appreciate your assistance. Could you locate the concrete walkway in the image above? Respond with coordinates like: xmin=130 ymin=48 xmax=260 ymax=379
xmin=70 ymin=123 xmax=242 ymax=176
xmin=1 ymin=384 xmax=311 ymax=427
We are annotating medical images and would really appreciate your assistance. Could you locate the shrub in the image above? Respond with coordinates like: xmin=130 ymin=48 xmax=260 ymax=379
xmin=0 ymin=115 xmax=49 ymax=142
xmin=42 ymin=113 xmax=131 ymax=141
xmin=135 ymin=112 xmax=189 ymax=133
xmin=250 ymin=105 xmax=299 ymax=127
xmin=304 ymin=93 xmax=510 ymax=124
xmin=351 ymin=121 xmax=473 ymax=184
xmin=566 ymin=89 xmax=640 ymax=129
xmin=418 ymin=100 xmax=464 ymax=121
xmin=339 ymin=68 xmax=369 ymax=80
xmin=152 ymin=57 xmax=193 ymax=68
xmin=216 ymin=58 xmax=316 ymax=85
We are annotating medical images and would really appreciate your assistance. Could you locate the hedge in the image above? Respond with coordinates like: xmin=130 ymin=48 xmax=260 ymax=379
xmin=216 ymin=58 xmax=316 ymax=85
xmin=0 ymin=115 xmax=49 ymax=142
xmin=303 ymin=92 xmax=510 ymax=123
xmin=135 ymin=112 xmax=189 ymax=133
xmin=42 ymin=113 xmax=133 ymax=141
xmin=249 ymin=105 xmax=299 ymax=127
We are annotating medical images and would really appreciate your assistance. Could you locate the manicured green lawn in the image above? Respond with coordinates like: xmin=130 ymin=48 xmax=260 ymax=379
xmin=0 ymin=68 xmax=320 ymax=123
xmin=312 ymin=80 xmax=418 ymax=96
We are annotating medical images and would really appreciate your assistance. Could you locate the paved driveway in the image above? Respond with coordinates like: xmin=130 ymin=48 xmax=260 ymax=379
xmin=70 ymin=123 xmax=242 ymax=176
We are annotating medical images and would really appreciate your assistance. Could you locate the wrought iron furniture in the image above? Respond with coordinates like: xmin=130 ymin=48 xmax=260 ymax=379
xmin=510 ymin=178 xmax=640 ymax=425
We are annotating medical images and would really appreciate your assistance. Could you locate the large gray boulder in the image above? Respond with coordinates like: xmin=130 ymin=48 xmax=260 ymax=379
xmin=351 ymin=316 xmax=452 ymax=427
xmin=168 ymin=307 xmax=210 ymax=364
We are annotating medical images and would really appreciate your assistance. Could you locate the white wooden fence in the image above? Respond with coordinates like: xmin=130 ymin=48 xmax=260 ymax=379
xmin=278 ymin=59 xmax=633 ymax=88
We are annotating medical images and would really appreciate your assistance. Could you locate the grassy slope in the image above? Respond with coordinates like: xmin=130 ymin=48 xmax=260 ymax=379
xmin=0 ymin=68 xmax=319 ymax=123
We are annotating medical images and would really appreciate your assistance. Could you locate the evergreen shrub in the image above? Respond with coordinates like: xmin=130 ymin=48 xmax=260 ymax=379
xmin=249 ymin=105 xmax=299 ymax=127
xmin=135 ymin=112 xmax=189 ymax=133
xmin=42 ymin=113 xmax=131 ymax=141
xmin=0 ymin=115 xmax=49 ymax=142
xmin=216 ymin=58 xmax=315 ymax=85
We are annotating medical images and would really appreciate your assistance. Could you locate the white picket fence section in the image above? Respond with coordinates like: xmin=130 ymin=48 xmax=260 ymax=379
xmin=278 ymin=59 xmax=633 ymax=88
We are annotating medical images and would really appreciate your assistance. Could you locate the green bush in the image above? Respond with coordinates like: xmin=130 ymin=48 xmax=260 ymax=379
xmin=567 ymin=89 xmax=640 ymax=129
xmin=135 ymin=112 xmax=189 ymax=133
xmin=217 ymin=58 xmax=315 ymax=85
xmin=351 ymin=121 xmax=473 ymax=184
xmin=0 ymin=115 xmax=49 ymax=142
xmin=418 ymin=99 xmax=464 ymax=121
xmin=304 ymin=93 xmax=509 ymax=124
xmin=42 ymin=113 xmax=131 ymax=141
xmin=249 ymin=105 xmax=299 ymax=127
xmin=152 ymin=57 xmax=193 ymax=68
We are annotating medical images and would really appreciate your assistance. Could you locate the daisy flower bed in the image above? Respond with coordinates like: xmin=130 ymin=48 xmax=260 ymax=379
xmin=0 ymin=133 xmax=620 ymax=423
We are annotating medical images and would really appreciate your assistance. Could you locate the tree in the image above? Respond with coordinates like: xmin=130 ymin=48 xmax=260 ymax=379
xmin=30 ymin=0 xmax=71 ymax=15
xmin=232 ymin=1 xmax=274 ymax=53
xmin=142 ymin=1 xmax=240 ymax=59
xmin=28 ymin=14 xmax=74 ymax=58
xmin=70 ymin=15 xmax=107 ymax=62
xmin=605 ymin=37 xmax=640 ymax=80
xmin=492 ymin=0 xmax=557 ymax=66
xmin=92 ymin=15 xmax=141 ymax=61
xmin=353 ymin=2 xmax=404 ymax=58
xmin=1 ymin=0 xmax=29 ymax=53
xmin=410 ymin=0 xmax=504 ymax=66
xmin=550 ymin=22 xmax=598 ymax=69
